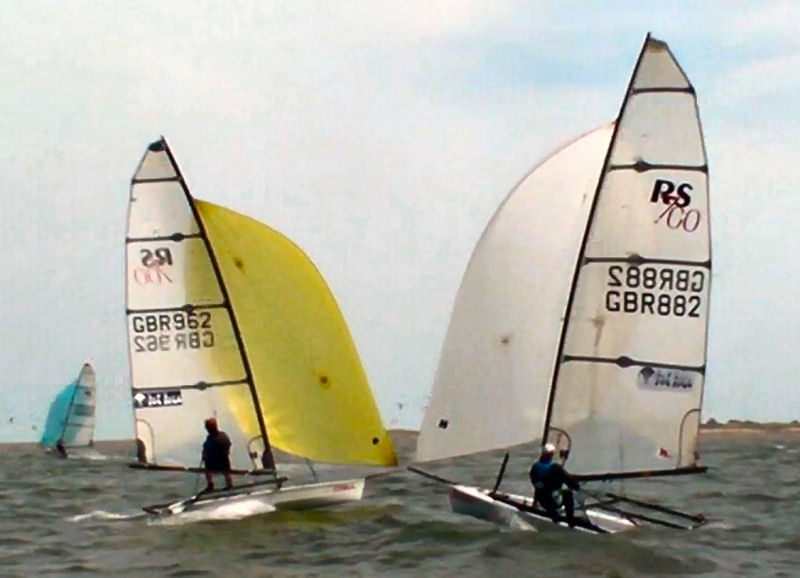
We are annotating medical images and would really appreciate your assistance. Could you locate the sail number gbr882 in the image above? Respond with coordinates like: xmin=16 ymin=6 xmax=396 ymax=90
xmin=605 ymin=265 xmax=705 ymax=318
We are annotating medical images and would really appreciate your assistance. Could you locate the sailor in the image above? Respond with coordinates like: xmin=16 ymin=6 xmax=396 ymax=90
xmin=529 ymin=443 xmax=580 ymax=525
xmin=55 ymin=439 xmax=68 ymax=459
xmin=201 ymin=418 xmax=233 ymax=492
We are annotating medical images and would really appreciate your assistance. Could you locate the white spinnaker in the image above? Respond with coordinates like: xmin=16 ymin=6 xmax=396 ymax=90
xmin=63 ymin=363 xmax=96 ymax=447
xmin=547 ymin=37 xmax=710 ymax=476
xmin=126 ymin=140 xmax=263 ymax=471
xmin=415 ymin=125 xmax=614 ymax=463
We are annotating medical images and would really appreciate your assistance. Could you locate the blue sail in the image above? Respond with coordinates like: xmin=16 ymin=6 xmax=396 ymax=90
xmin=41 ymin=363 xmax=96 ymax=447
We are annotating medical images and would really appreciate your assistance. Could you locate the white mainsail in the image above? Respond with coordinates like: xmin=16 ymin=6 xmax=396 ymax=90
xmin=417 ymin=35 xmax=709 ymax=483
xmin=126 ymin=140 xmax=267 ymax=472
xmin=65 ymin=363 xmax=97 ymax=447
xmin=545 ymin=37 xmax=710 ymax=477
xmin=416 ymin=125 xmax=614 ymax=463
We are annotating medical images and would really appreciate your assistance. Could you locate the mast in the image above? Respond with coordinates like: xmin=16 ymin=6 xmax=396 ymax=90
xmin=541 ymin=35 xmax=652 ymax=442
xmin=157 ymin=138 xmax=277 ymax=472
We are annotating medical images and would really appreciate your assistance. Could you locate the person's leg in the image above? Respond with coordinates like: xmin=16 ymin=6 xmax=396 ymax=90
xmin=535 ymin=491 xmax=560 ymax=522
xmin=562 ymin=490 xmax=575 ymax=526
xmin=204 ymin=470 xmax=215 ymax=491
xmin=224 ymin=472 xmax=233 ymax=490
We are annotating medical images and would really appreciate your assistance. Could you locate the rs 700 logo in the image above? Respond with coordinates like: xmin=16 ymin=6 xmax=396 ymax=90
xmin=650 ymin=178 xmax=692 ymax=207
xmin=650 ymin=179 xmax=701 ymax=233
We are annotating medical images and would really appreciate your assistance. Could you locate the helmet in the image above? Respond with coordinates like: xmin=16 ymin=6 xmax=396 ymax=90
xmin=542 ymin=442 xmax=556 ymax=454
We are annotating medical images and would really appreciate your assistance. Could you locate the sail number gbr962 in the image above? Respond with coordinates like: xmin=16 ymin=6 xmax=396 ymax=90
xmin=131 ymin=311 xmax=215 ymax=353
xmin=605 ymin=265 xmax=705 ymax=318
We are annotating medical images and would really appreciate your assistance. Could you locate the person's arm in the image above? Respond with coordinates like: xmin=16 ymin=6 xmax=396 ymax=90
xmin=555 ymin=464 xmax=580 ymax=490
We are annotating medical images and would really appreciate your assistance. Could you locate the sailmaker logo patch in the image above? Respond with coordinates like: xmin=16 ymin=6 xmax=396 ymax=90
xmin=133 ymin=390 xmax=183 ymax=409
xmin=637 ymin=367 xmax=694 ymax=392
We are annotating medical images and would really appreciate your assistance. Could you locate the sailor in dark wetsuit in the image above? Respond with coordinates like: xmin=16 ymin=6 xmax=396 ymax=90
xmin=202 ymin=418 xmax=233 ymax=492
xmin=529 ymin=443 xmax=580 ymax=525
xmin=55 ymin=439 xmax=68 ymax=459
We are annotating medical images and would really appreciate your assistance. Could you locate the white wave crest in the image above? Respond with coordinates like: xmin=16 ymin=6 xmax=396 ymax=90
xmin=68 ymin=510 xmax=146 ymax=522
xmin=152 ymin=499 xmax=277 ymax=526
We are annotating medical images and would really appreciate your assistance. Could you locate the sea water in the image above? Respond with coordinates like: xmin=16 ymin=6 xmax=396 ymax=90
xmin=1 ymin=431 xmax=798 ymax=577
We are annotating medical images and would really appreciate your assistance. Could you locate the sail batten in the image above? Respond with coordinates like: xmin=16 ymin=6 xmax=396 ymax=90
xmin=132 ymin=379 xmax=249 ymax=391
xmin=127 ymin=234 xmax=204 ymax=243
xmin=584 ymin=256 xmax=710 ymax=267
xmin=562 ymin=356 xmax=705 ymax=372
xmin=608 ymin=163 xmax=707 ymax=173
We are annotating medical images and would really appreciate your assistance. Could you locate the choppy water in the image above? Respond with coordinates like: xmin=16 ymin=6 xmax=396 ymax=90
xmin=2 ymin=431 xmax=799 ymax=577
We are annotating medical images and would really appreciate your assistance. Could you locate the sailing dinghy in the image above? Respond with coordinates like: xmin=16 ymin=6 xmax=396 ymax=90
xmin=411 ymin=35 xmax=710 ymax=534
xmin=41 ymin=362 xmax=96 ymax=456
xmin=126 ymin=138 xmax=397 ymax=516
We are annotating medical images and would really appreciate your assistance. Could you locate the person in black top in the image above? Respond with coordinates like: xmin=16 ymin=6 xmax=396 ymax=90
xmin=55 ymin=439 xmax=68 ymax=459
xmin=529 ymin=443 xmax=580 ymax=525
xmin=202 ymin=418 xmax=233 ymax=492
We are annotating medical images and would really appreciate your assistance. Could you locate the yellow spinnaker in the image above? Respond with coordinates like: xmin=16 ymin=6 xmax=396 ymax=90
xmin=196 ymin=200 xmax=397 ymax=467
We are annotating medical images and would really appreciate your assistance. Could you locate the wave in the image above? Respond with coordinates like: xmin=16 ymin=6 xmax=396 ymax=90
xmin=67 ymin=510 xmax=147 ymax=522
xmin=151 ymin=499 xmax=278 ymax=526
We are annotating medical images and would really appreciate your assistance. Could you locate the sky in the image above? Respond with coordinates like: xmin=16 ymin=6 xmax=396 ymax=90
xmin=2 ymin=1 xmax=799 ymax=442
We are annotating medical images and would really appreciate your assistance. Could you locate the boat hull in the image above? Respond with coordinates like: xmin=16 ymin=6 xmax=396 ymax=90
xmin=145 ymin=478 xmax=365 ymax=516
xmin=449 ymin=485 xmax=638 ymax=534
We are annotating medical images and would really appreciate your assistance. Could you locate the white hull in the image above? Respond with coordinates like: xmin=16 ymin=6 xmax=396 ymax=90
xmin=449 ymin=485 xmax=638 ymax=534
xmin=146 ymin=478 xmax=365 ymax=516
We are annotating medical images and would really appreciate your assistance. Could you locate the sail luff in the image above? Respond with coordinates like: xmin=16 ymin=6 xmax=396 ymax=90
xmin=541 ymin=34 xmax=653 ymax=442
xmin=157 ymin=139 xmax=276 ymax=472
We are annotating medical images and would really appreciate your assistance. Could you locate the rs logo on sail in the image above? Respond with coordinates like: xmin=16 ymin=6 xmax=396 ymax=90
xmin=650 ymin=179 xmax=692 ymax=207
xmin=140 ymin=247 xmax=173 ymax=267
xmin=650 ymin=179 xmax=702 ymax=233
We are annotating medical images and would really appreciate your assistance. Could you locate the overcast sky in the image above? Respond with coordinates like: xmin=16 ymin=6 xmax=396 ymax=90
xmin=2 ymin=1 xmax=799 ymax=442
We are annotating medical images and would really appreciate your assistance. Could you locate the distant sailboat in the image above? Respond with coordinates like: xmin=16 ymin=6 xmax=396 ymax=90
xmin=411 ymin=35 xmax=710 ymax=533
xmin=41 ymin=363 xmax=96 ymax=456
xmin=126 ymin=138 xmax=397 ymax=516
